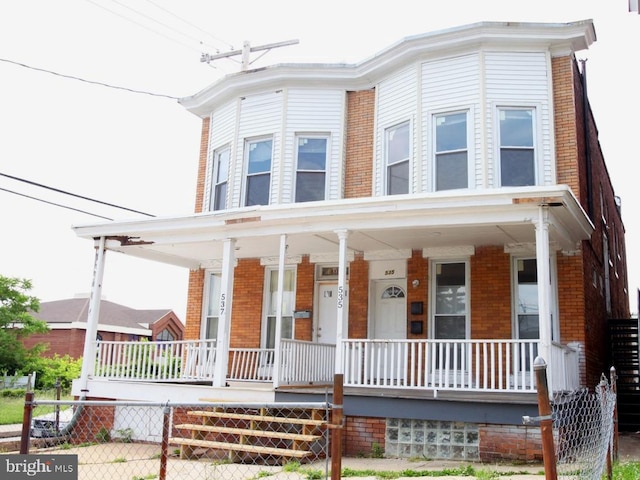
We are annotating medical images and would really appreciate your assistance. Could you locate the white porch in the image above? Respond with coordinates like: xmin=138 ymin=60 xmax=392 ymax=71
xmin=84 ymin=337 xmax=580 ymax=396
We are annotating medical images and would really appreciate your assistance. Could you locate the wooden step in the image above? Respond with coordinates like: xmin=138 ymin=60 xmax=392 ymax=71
xmin=174 ymin=423 xmax=322 ymax=442
xmin=186 ymin=409 xmax=326 ymax=426
xmin=169 ymin=437 xmax=312 ymax=459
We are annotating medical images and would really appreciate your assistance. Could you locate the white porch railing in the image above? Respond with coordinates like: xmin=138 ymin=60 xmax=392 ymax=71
xmin=549 ymin=341 xmax=580 ymax=391
xmin=341 ymin=339 xmax=578 ymax=392
xmin=92 ymin=338 xmax=579 ymax=393
xmin=93 ymin=339 xmax=216 ymax=381
xmin=278 ymin=339 xmax=336 ymax=386
xmin=228 ymin=348 xmax=275 ymax=382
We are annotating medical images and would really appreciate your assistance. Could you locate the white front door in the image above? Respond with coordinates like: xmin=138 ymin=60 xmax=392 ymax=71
xmin=316 ymin=283 xmax=348 ymax=344
xmin=372 ymin=280 xmax=407 ymax=339
xmin=371 ymin=279 xmax=407 ymax=385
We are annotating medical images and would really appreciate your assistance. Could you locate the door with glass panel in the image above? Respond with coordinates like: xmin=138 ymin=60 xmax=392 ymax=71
xmin=261 ymin=268 xmax=295 ymax=378
xmin=513 ymin=258 xmax=540 ymax=386
xmin=431 ymin=261 xmax=469 ymax=387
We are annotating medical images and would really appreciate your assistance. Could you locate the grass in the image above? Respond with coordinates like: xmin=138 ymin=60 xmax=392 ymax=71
xmin=613 ymin=461 xmax=640 ymax=480
xmin=0 ymin=390 xmax=72 ymax=425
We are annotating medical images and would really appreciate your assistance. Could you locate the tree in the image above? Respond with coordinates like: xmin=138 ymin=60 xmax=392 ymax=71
xmin=0 ymin=275 xmax=48 ymax=373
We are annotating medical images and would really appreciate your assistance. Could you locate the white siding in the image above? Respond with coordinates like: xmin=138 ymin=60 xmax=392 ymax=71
xmin=284 ymin=89 xmax=346 ymax=202
xmin=484 ymin=52 xmax=552 ymax=186
xmin=203 ymin=100 xmax=236 ymax=211
xmin=234 ymin=91 xmax=283 ymax=207
xmin=375 ymin=65 xmax=418 ymax=196
xmin=421 ymin=53 xmax=481 ymax=191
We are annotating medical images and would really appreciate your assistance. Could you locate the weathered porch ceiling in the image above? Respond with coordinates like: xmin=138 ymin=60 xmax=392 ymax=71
xmin=72 ymin=186 xmax=594 ymax=270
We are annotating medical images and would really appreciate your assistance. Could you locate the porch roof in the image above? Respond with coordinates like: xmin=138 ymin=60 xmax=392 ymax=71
xmin=72 ymin=186 xmax=594 ymax=269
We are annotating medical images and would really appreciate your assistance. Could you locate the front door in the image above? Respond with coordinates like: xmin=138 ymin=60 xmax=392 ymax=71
xmin=371 ymin=279 xmax=407 ymax=384
xmin=316 ymin=283 xmax=348 ymax=344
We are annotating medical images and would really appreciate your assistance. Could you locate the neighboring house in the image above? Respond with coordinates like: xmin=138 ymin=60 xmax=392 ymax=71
xmin=71 ymin=20 xmax=630 ymax=462
xmin=25 ymin=295 xmax=184 ymax=358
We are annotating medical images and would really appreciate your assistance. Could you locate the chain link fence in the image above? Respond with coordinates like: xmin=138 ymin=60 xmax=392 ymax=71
xmin=553 ymin=375 xmax=616 ymax=480
xmin=20 ymin=398 xmax=331 ymax=480
xmin=529 ymin=357 xmax=617 ymax=480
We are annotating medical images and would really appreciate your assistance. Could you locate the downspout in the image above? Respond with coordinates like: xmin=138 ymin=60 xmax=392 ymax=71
xmin=56 ymin=236 xmax=107 ymax=438
xmin=79 ymin=236 xmax=107 ymax=394
xmin=579 ymin=58 xmax=594 ymax=218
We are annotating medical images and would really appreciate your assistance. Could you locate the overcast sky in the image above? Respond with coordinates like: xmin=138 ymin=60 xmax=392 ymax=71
xmin=1 ymin=0 xmax=638 ymax=321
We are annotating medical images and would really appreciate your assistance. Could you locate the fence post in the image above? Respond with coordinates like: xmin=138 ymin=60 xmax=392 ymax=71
xmin=20 ymin=390 xmax=34 ymax=454
xmin=534 ymin=357 xmax=557 ymax=480
xmin=331 ymin=373 xmax=343 ymax=480
xmin=610 ymin=366 xmax=618 ymax=462
xmin=159 ymin=405 xmax=171 ymax=480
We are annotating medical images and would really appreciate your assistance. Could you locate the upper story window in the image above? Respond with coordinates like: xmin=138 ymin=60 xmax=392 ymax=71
xmin=499 ymin=108 xmax=535 ymax=186
xmin=295 ymin=136 xmax=328 ymax=202
xmin=435 ymin=111 xmax=468 ymax=191
xmin=385 ymin=121 xmax=410 ymax=195
xmin=210 ymin=146 xmax=230 ymax=211
xmin=244 ymin=137 xmax=273 ymax=206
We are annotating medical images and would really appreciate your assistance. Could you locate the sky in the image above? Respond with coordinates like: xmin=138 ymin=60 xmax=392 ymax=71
xmin=1 ymin=0 xmax=638 ymax=322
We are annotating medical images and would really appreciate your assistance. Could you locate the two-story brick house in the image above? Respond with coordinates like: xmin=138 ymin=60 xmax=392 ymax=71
xmin=72 ymin=20 xmax=629 ymax=461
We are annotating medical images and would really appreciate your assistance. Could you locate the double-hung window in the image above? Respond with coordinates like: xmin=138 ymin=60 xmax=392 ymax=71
xmin=210 ymin=146 xmax=230 ymax=211
xmin=203 ymin=273 xmax=221 ymax=340
xmin=295 ymin=136 xmax=327 ymax=202
xmin=385 ymin=121 xmax=410 ymax=195
xmin=433 ymin=261 xmax=468 ymax=341
xmin=435 ymin=111 xmax=468 ymax=191
xmin=499 ymin=108 xmax=535 ymax=186
xmin=244 ymin=137 xmax=272 ymax=206
xmin=264 ymin=268 xmax=296 ymax=349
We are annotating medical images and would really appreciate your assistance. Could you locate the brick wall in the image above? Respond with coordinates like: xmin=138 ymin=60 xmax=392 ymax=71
xmin=184 ymin=269 xmax=205 ymax=341
xmin=343 ymin=416 xmax=386 ymax=457
xmin=479 ymin=424 xmax=542 ymax=462
xmin=193 ymin=117 xmax=211 ymax=214
xmin=229 ymin=259 xmax=264 ymax=347
xmin=470 ymin=246 xmax=512 ymax=339
xmin=345 ymin=253 xmax=369 ymax=339
xmin=344 ymin=90 xmax=375 ymax=199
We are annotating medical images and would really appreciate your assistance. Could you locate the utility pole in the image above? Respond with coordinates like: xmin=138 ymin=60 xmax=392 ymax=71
xmin=201 ymin=39 xmax=299 ymax=71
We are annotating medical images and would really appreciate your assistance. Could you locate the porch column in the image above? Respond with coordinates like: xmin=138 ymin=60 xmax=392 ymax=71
xmin=272 ymin=234 xmax=287 ymax=387
xmin=213 ymin=238 xmax=236 ymax=387
xmin=79 ymin=236 xmax=107 ymax=394
xmin=534 ymin=207 xmax=553 ymax=390
xmin=335 ymin=229 xmax=350 ymax=374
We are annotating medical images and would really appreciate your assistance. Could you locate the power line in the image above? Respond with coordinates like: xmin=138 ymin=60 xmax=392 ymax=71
xmin=106 ymin=0 xmax=221 ymax=52
xmin=85 ymin=0 xmax=203 ymax=54
xmin=0 ymin=187 xmax=113 ymax=221
xmin=0 ymin=58 xmax=179 ymax=100
xmin=141 ymin=0 xmax=234 ymax=50
xmin=0 ymin=172 xmax=156 ymax=217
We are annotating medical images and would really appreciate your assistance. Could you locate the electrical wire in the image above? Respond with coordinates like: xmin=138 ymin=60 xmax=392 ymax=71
xmin=85 ymin=0 xmax=203 ymax=54
xmin=106 ymin=0 xmax=222 ymax=52
xmin=0 ymin=58 xmax=179 ymax=100
xmin=0 ymin=187 xmax=113 ymax=221
xmin=0 ymin=172 xmax=155 ymax=217
xmin=141 ymin=0 xmax=234 ymax=50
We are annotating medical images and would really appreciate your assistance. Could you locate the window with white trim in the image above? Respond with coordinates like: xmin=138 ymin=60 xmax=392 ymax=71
xmin=498 ymin=108 xmax=535 ymax=186
xmin=210 ymin=146 xmax=230 ymax=211
xmin=203 ymin=272 xmax=221 ymax=340
xmin=263 ymin=268 xmax=296 ymax=348
xmin=432 ymin=261 xmax=468 ymax=340
xmin=385 ymin=121 xmax=410 ymax=195
xmin=295 ymin=136 xmax=327 ymax=202
xmin=435 ymin=111 xmax=468 ymax=191
xmin=244 ymin=137 xmax=272 ymax=206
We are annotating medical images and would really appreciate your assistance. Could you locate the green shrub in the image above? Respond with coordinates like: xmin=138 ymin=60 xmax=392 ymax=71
xmin=1 ymin=388 xmax=26 ymax=398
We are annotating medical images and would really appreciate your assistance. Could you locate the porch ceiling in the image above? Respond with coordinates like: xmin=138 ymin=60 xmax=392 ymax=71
xmin=72 ymin=186 xmax=594 ymax=269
